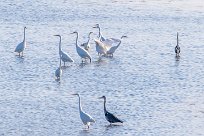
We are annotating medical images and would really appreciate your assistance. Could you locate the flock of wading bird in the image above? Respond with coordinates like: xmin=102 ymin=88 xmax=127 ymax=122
xmin=14 ymin=24 xmax=181 ymax=129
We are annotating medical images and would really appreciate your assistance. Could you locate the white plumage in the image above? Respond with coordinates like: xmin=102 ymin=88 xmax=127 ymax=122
xmin=106 ymin=36 xmax=127 ymax=57
xmin=81 ymin=32 xmax=93 ymax=51
xmin=94 ymin=39 xmax=109 ymax=56
xmin=71 ymin=31 xmax=92 ymax=63
xmin=72 ymin=93 xmax=95 ymax=129
xmin=14 ymin=27 xmax=27 ymax=57
xmin=54 ymin=35 xmax=74 ymax=66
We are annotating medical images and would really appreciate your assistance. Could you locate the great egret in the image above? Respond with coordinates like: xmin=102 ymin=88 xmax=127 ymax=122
xmin=99 ymin=96 xmax=123 ymax=124
xmin=55 ymin=53 xmax=62 ymax=80
xmin=94 ymin=39 xmax=109 ymax=56
xmin=54 ymin=35 xmax=74 ymax=66
xmin=72 ymin=93 xmax=95 ymax=129
xmin=14 ymin=26 xmax=27 ymax=57
xmin=81 ymin=32 xmax=93 ymax=51
xmin=106 ymin=35 xmax=127 ymax=57
xmin=71 ymin=31 xmax=92 ymax=63
xmin=93 ymin=24 xmax=120 ymax=46
xmin=175 ymin=32 xmax=180 ymax=57
xmin=93 ymin=24 xmax=106 ymax=41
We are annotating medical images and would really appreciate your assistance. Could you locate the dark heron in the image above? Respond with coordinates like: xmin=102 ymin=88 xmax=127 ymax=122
xmin=99 ymin=96 xmax=123 ymax=124
xmin=175 ymin=32 xmax=180 ymax=57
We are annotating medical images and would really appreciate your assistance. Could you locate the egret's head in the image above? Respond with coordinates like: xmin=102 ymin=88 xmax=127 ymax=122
xmin=121 ymin=35 xmax=127 ymax=39
xmin=93 ymin=24 xmax=100 ymax=28
xmin=98 ymin=96 xmax=106 ymax=100
xmin=72 ymin=93 xmax=79 ymax=97
xmin=88 ymin=32 xmax=93 ymax=37
xmin=54 ymin=34 xmax=61 ymax=37
xmin=70 ymin=31 xmax=77 ymax=34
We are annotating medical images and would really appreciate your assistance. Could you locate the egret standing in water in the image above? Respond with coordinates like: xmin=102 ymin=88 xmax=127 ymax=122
xmin=94 ymin=39 xmax=108 ymax=56
xmin=106 ymin=35 xmax=127 ymax=57
xmin=72 ymin=93 xmax=95 ymax=129
xmin=93 ymin=24 xmax=120 ymax=46
xmin=71 ymin=31 xmax=92 ymax=63
xmin=99 ymin=96 xmax=123 ymax=124
xmin=54 ymin=35 xmax=74 ymax=66
xmin=175 ymin=32 xmax=180 ymax=57
xmin=14 ymin=26 xmax=27 ymax=57
xmin=54 ymin=35 xmax=62 ymax=80
xmin=81 ymin=32 xmax=93 ymax=51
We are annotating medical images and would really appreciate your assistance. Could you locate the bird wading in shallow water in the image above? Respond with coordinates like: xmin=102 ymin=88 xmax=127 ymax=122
xmin=72 ymin=93 xmax=95 ymax=129
xmin=71 ymin=31 xmax=92 ymax=63
xmin=175 ymin=32 xmax=180 ymax=57
xmin=99 ymin=96 xmax=123 ymax=124
xmin=81 ymin=32 xmax=93 ymax=51
xmin=106 ymin=35 xmax=127 ymax=57
xmin=93 ymin=24 xmax=121 ymax=46
xmin=54 ymin=35 xmax=74 ymax=66
xmin=54 ymin=35 xmax=62 ymax=80
xmin=94 ymin=39 xmax=108 ymax=57
xmin=14 ymin=26 xmax=27 ymax=57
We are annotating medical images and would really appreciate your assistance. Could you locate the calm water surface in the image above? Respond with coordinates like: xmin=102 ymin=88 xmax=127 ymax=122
xmin=0 ymin=0 xmax=204 ymax=135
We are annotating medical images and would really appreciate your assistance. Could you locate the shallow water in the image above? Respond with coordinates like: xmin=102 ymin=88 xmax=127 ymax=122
xmin=0 ymin=0 xmax=204 ymax=136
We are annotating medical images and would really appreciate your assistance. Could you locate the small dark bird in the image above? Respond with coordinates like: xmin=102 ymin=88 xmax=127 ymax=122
xmin=99 ymin=96 xmax=123 ymax=124
xmin=175 ymin=32 xmax=180 ymax=57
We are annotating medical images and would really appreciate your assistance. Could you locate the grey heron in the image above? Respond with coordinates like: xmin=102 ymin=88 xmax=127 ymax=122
xmin=99 ymin=96 xmax=123 ymax=124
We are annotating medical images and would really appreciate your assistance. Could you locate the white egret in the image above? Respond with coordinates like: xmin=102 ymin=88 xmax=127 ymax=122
xmin=94 ymin=39 xmax=109 ymax=56
xmin=93 ymin=24 xmax=106 ymax=41
xmin=106 ymin=35 xmax=127 ymax=57
xmin=175 ymin=32 xmax=180 ymax=57
xmin=14 ymin=26 xmax=27 ymax=57
xmin=54 ymin=35 xmax=62 ymax=80
xmin=54 ymin=35 xmax=74 ymax=66
xmin=71 ymin=31 xmax=92 ymax=63
xmin=99 ymin=96 xmax=123 ymax=124
xmin=72 ymin=93 xmax=95 ymax=129
xmin=93 ymin=24 xmax=120 ymax=46
xmin=81 ymin=32 xmax=93 ymax=51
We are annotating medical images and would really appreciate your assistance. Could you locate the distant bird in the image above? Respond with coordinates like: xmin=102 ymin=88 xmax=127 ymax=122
xmin=54 ymin=35 xmax=74 ymax=66
xmin=106 ymin=35 xmax=127 ymax=57
xmin=71 ymin=31 xmax=92 ymax=63
xmin=14 ymin=26 xmax=27 ymax=57
xmin=99 ymin=96 xmax=123 ymax=124
xmin=72 ymin=93 xmax=95 ymax=129
xmin=93 ymin=24 xmax=106 ymax=41
xmin=175 ymin=32 xmax=180 ymax=57
xmin=81 ymin=32 xmax=93 ymax=51
xmin=94 ymin=39 xmax=108 ymax=56
xmin=93 ymin=24 xmax=120 ymax=46
xmin=54 ymin=35 xmax=62 ymax=80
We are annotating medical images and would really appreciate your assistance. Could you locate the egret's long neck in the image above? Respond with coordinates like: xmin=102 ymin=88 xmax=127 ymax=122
xmin=98 ymin=27 xmax=101 ymax=38
xmin=23 ymin=27 xmax=26 ymax=42
xmin=75 ymin=33 xmax=79 ymax=47
xmin=103 ymin=98 xmax=107 ymax=113
xmin=59 ymin=36 xmax=62 ymax=53
xmin=59 ymin=36 xmax=62 ymax=67
xmin=117 ymin=40 xmax=122 ymax=47
xmin=78 ymin=96 xmax=82 ymax=111
xmin=177 ymin=33 xmax=179 ymax=46
xmin=87 ymin=34 xmax=91 ymax=43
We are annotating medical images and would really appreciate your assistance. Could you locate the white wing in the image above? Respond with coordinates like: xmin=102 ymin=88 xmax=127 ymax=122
xmin=15 ymin=41 xmax=25 ymax=52
xmin=61 ymin=50 xmax=74 ymax=62
xmin=80 ymin=111 xmax=95 ymax=125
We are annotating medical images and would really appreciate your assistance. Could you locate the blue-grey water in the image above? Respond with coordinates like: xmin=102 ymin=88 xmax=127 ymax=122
xmin=0 ymin=0 xmax=204 ymax=135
